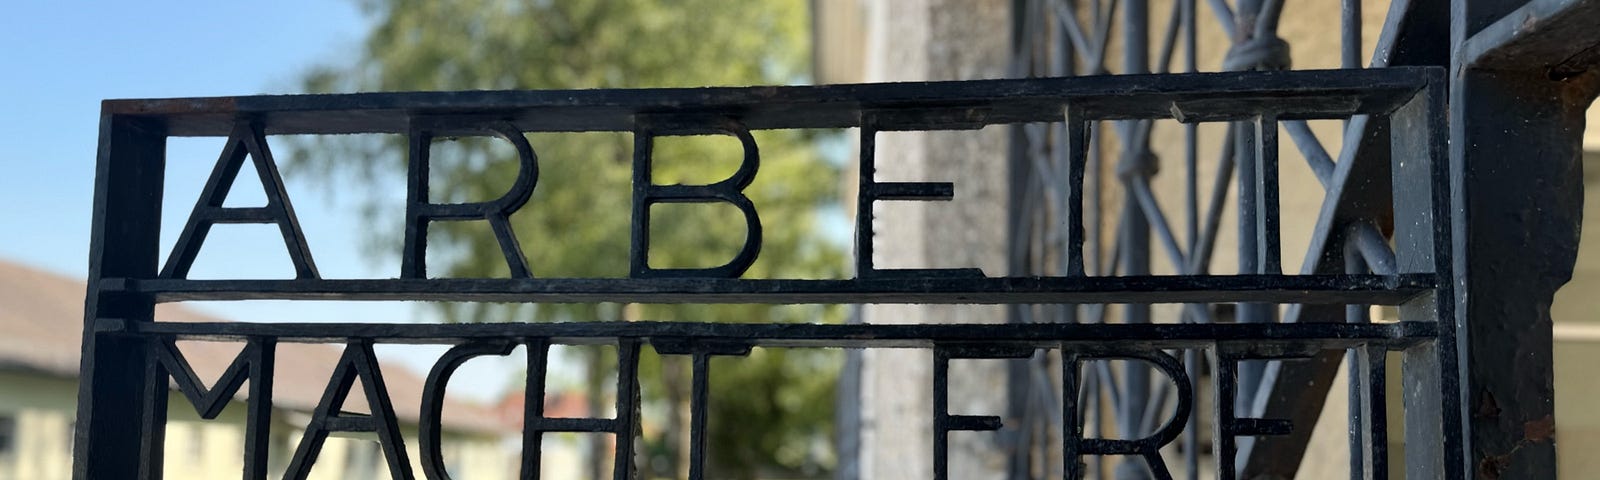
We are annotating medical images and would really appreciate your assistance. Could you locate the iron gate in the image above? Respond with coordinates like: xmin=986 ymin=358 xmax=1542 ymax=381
xmin=74 ymin=65 xmax=1456 ymax=480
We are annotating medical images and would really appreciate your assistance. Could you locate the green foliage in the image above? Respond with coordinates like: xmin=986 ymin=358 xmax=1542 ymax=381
xmin=707 ymin=348 xmax=839 ymax=478
xmin=294 ymin=0 xmax=845 ymax=476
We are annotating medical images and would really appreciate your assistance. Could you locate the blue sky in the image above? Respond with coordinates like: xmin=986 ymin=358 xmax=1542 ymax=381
xmin=0 ymin=2 xmax=521 ymax=401
xmin=1 ymin=1 xmax=365 ymax=279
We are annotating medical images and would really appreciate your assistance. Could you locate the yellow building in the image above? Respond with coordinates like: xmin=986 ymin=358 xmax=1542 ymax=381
xmin=0 ymin=260 xmax=518 ymax=479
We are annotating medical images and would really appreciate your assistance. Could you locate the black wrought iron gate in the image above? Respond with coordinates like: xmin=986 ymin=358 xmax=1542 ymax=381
xmin=72 ymin=1 xmax=1600 ymax=479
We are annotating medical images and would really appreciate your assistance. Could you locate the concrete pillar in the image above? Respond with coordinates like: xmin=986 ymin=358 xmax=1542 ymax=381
xmin=856 ymin=0 xmax=1013 ymax=478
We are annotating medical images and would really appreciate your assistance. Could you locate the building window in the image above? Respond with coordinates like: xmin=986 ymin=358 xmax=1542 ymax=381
xmin=0 ymin=414 xmax=16 ymax=457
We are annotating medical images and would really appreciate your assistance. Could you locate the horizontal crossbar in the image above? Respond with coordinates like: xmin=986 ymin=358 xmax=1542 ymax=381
xmin=102 ymin=319 xmax=1437 ymax=350
xmin=105 ymin=68 xmax=1433 ymax=136
xmin=107 ymin=273 xmax=1435 ymax=305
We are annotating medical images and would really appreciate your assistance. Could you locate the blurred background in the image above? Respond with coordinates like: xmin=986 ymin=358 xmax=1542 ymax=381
xmin=1 ymin=1 xmax=1598 ymax=479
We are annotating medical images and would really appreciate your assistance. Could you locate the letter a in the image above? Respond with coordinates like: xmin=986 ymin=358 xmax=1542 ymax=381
xmin=284 ymin=341 xmax=413 ymax=480
xmin=160 ymin=119 xmax=318 ymax=279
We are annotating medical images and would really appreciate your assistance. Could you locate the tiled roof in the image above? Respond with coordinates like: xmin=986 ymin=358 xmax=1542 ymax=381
xmin=0 ymin=260 xmax=510 ymax=435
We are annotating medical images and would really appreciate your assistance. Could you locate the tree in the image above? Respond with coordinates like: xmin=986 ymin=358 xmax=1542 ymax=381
xmin=293 ymin=1 xmax=846 ymax=477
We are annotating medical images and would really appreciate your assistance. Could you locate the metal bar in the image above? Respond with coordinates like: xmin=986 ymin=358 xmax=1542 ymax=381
xmin=1155 ymin=0 xmax=1185 ymax=74
xmin=1215 ymin=349 xmax=1240 ymax=480
xmin=855 ymin=121 xmax=878 ymax=278
xmin=1233 ymin=115 xmax=1272 ymax=412
xmin=1459 ymin=0 xmax=1600 ymax=72
xmin=1254 ymin=114 xmax=1281 ymax=275
xmin=114 ymin=320 xmax=1437 ymax=349
xmin=1343 ymin=0 xmax=1363 ymax=70
xmin=1184 ymin=121 xmax=1199 ymax=251
xmin=401 ymin=125 xmax=432 ymax=278
xmin=74 ymin=114 xmax=166 ymax=480
xmin=1235 ymin=118 xmax=1259 ymax=277
xmin=1065 ymin=106 xmax=1088 ymax=277
xmin=1443 ymin=2 xmax=1600 ymax=467
xmin=1026 ymin=353 xmax=1061 ymax=477
xmin=1352 ymin=222 xmax=1399 ymax=275
xmin=113 ymin=274 xmax=1437 ymax=305
xmin=1204 ymin=0 xmax=1238 ymax=39
xmin=689 ymin=352 xmax=711 ymax=480
xmin=612 ymin=339 xmax=642 ymax=480
xmin=1090 ymin=0 xmax=1120 ymax=73
xmin=1083 ymin=357 xmax=1104 ymax=476
xmin=1357 ymin=345 xmax=1389 ymax=479
xmin=1183 ymin=348 xmax=1200 ymax=480
xmin=1282 ymin=120 xmax=1335 ymax=188
xmin=243 ymin=339 xmax=274 ymax=480
xmin=1180 ymin=9 xmax=1205 ymax=471
xmin=1004 ymin=2 xmax=1042 ymax=476
xmin=1344 ymin=245 xmax=1371 ymax=479
xmin=138 ymin=341 xmax=167 ymax=480
xmin=110 ymin=69 xmax=1433 ymax=136
xmin=1398 ymin=67 xmax=1464 ymax=479
xmin=1062 ymin=349 xmax=1085 ymax=480
xmin=524 ymin=340 xmax=550 ymax=479
xmin=1088 ymin=121 xmax=1105 ymax=277
xmin=1050 ymin=0 xmax=1097 ymax=61
xmin=1120 ymin=0 xmax=1154 ymax=446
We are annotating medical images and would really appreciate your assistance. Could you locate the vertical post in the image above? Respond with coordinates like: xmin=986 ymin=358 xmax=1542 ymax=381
xmin=1061 ymin=349 xmax=1084 ymax=480
xmin=613 ymin=340 xmax=642 ymax=480
xmin=138 ymin=343 xmax=169 ymax=480
xmin=1344 ymin=245 xmax=1370 ymax=478
xmin=1448 ymin=1 xmax=1600 ymax=476
xmin=1391 ymin=73 xmax=1463 ymax=479
xmin=932 ymin=348 xmax=952 ymax=480
xmin=1340 ymin=0 xmax=1362 ymax=70
xmin=1446 ymin=40 xmax=1595 ymax=480
xmin=1356 ymin=345 xmax=1389 ymax=479
xmin=855 ymin=121 xmax=878 ymax=278
xmin=688 ymin=352 xmax=711 ymax=480
xmin=243 ymin=338 xmax=276 ymax=480
xmin=1232 ymin=117 xmax=1268 ymax=405
xmin=1212 ymin=349 xmax=1240 ymax=480
xmin=74 ymin=114 xmax=166 ymax=480
xmin=1181 ymin=3 xmax=1201 ymax=477
xmin=1253 ymin=113 xmax=1281 ymax=275
xmin=1229 ymin=0 xmax=1276 ymax=418
xmin=1119 ymin=0 xmax=1154 ymax=451
xmin=1003 ymin=2 xmax=1035 ymax=476
xmin=1065 ymin=106 xmax=1088 ymax=278
xmin=402 ymin=125 xmax=432 ymax=279
xmin=524 ymin=339 xmax=551 ymax=479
